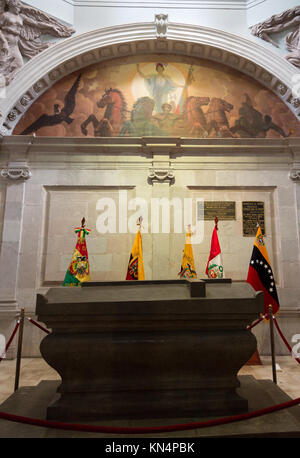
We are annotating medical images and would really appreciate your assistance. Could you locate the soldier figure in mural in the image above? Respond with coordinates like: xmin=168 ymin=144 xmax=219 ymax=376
xmin=230 ymin=93 xmax=289 ymax=138
xmin=153 ymin=102 xmax=181 ymax=134
xmin=120 ymin=96 xmax=164 ymax=137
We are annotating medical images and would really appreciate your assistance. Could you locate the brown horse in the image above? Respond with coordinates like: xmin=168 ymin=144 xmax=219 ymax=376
xmin=81 ymin=88 xmax=127 ymax=136
xmin=174 ymin=96 xmax=210 ymax=137
xmin=205 ymin=97 xmax=234 ymax=137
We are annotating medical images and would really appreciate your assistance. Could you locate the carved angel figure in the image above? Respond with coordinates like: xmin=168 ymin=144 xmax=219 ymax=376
xmin=250 ymin=6 xmax=300 ymax=68
xmin=0 ymin=0 xmax=75 ymax=84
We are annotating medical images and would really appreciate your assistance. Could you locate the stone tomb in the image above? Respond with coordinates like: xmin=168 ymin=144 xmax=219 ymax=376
xmin=36 ymin=279 xmax=264 ymax=421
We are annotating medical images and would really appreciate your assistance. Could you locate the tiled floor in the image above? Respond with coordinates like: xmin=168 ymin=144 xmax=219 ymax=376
xmin=0 ymin=355 xmax=300 ymax=406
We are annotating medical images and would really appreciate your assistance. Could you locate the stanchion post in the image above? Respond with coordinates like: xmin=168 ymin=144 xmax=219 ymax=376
xmin=269 ymin=305 xmax=277 ymax=385
xmin=14 ymin=307 xmax=25 ymax=392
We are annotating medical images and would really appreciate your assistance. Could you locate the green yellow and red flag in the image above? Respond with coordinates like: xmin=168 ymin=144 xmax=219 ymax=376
xmin=63 ymin=218 xmax=91 ymax=286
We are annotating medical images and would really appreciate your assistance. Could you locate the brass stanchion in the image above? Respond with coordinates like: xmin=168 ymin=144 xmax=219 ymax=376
xmin=14 ymin=308 xmax=25 ymax=392
xmin=269 ymin=305 xmax=277 ymax=385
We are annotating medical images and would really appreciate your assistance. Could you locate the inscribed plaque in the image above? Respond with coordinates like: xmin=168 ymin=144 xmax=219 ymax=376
xmin=197 ymin=201 xmax=236 ymax=220
xmin=242 ymin=201 xmax=265 ymax=236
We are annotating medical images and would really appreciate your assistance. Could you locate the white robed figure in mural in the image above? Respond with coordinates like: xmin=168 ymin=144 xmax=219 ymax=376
xmin=136 ymin=62 xmax=183 ymax=113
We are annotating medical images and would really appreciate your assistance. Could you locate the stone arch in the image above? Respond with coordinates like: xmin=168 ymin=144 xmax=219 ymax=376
xmin=1 ymin=21 xmax=299 ymax=135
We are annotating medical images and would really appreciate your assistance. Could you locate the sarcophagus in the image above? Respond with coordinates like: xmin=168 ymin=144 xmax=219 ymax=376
xmin=36 ymin=279 xmax=264 ymax=421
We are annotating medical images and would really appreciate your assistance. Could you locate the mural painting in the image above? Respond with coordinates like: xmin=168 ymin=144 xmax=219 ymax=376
xmin=13 ymin=54 xmax=300 ymax=138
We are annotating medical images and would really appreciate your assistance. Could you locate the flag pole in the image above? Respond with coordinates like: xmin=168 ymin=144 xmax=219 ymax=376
xmin=269 ymin=304 xmax=277 ymax=385
xmin=14 ymin=308 xmax=25 ymax=392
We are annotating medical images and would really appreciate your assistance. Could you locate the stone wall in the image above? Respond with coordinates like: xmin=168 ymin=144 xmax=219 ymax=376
xmin=0 ymin=136 xmax=299 ymax=357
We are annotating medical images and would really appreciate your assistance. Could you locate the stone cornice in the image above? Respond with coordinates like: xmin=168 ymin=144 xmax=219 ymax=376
xmin=0 ymin=136 xmax=298 ymax=170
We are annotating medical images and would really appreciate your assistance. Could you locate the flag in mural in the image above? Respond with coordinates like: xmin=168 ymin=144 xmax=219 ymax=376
xmin=126 ymin=218 xmax=145 ymax=281
xmin=247 ymin=224 xmax=280 ymax=317
xmin=206 ymin=217 xmax=224 ymax=279
xmin=178 ymin=226 xmax=197 ymax=279
xmin=63 ymin=218 xmax=91 ymax=286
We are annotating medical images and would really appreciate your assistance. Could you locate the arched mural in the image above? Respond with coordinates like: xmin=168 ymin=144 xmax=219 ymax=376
xmin=13 ymin=54 xmax=300 ymax=138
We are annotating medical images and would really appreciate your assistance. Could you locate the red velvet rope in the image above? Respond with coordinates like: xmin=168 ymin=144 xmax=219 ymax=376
xmin=0 ymin=321 xmax=20 ymax=363
xmin=27 ymin=318 xmax=50 ymax=335
xmin=0 ymin=396 xmax=299 ymax=434
xmin=273 ymin=317 xmax=300 ymax=365
xmin=1 ymin=312 xmax=297 ymax=434
xmin=247 ymin=316 xmax=265 ymax=331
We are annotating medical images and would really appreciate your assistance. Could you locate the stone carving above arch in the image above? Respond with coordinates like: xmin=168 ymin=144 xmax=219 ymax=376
xmin=0 ymin=162 xmax=31 ymax=181
xmin=0 ymin=20 xmax=300 ymax=136
xmin=0 ymin=0 xmax=75 ymax=86
xmin=250 ymin=6 xmax=300 ymax=69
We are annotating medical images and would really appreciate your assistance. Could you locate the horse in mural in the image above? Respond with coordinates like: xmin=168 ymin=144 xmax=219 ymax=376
xmin=205 ymin=97 xmax=235 ymax=137
xmin=120 ymin=96 xmax=164 ymax=137
xmin=173 ymin=96 xmax=236 ymax=138
xmin=81 ymin=88 xmax=127 ymax=136
xmin=173 ymin=96 xmax=210 ymax=137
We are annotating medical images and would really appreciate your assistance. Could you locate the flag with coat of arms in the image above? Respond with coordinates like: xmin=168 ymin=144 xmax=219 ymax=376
xmin=247 ymin=224 xmax=280 ymax=317
xmin=126 ymin=217 xmax=145 ymax=281
xmin=206 ymin=217 xmax=224 ymax=279
xmin=178 ymin=226 xmax=197 ymax=279
xmin=63 ymin=218 xmax=91 ymax=286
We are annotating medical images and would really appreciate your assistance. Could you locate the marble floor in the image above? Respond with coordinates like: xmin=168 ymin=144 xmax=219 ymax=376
xmin=0 ymin=355 xmax=300 ymax=406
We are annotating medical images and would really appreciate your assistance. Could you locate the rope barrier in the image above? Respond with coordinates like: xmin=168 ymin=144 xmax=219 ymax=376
xmin=0 ymin=321 xmax=20 ymax=364
xmin=0 ymin=396 xmax=299 ymax=434
xmin=273 ymin=317 xmax=300 ymax=365
xmin=1 ymin=311 xmax=299 ymax=434
xmin=27 ymin=318 xmax=50 ymax=335
xmin=246 ymin=315 xmax=265 ymax=331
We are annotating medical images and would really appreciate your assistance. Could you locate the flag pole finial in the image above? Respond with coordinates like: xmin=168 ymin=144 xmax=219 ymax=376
xmin=81 ymin=217 xmax=86 ymax=228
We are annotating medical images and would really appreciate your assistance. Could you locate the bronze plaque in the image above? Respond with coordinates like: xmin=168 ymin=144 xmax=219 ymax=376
xmin=197 ymin=201 xmax=236 ymax=220
xmin=242 ymin=201 xmax=265 ymax=236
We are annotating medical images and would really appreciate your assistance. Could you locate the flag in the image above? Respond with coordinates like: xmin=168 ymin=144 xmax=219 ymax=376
xmin=178 ymin=226 xmax=197 ymax=279
xmin=175 ymin=65 xmax=195 ymax=114
xmin=63 ymin=218 xmax=91 ymax=286
xmin=247 ymin=225 xmax=280 ymax=316
xmin=126 ymin=220 xmax=145 ymax=280
xmin=206 ymin=217 xmax=224 ymax=279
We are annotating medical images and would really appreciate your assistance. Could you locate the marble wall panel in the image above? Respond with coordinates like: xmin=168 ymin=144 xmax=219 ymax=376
xmin=42 ymin=186 xmax=137 ymax=284
xmin=185 ymin=187 xmax=275 ymax=281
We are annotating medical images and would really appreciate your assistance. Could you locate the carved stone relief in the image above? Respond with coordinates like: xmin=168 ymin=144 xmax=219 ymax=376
xmin=0 ymin=0 xmax=75 ymax=86
xmin=250 ymin=6 xmax=300 ymax=68
xmin=290 ymin=169 xmax=300 ymax=181
xmin=0 ymin=161 xmax=31 ymax=180
xmin=155 ymin=14 xmax=168 ymax=39
xmin=148 ymin=167 xmax=175 ymax=184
